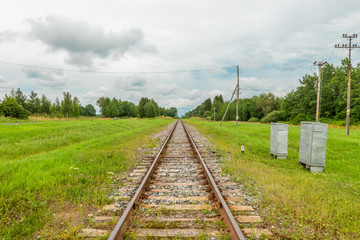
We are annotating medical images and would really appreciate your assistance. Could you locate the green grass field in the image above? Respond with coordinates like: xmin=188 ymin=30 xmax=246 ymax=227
xmin=185 ymin=119 xmax=360 ymax=240
xmin=0 ymin=118 xmax=173 ymax=239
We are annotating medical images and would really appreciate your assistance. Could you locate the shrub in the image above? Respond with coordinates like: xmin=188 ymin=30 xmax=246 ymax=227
xmin=203 ymin=110 xmax=211 ymax=118
xmin=290 ymin=113 xmax=313 ymax=124
xmin=0 ymin=103 xmax=3 ymax=116
xmin=1 ymin=97 xmax=30 ymax=119
xmin=248 ymin=117 xmax=259 ymax=122
xmin=261 ymin=110 xmax=286 ymax=123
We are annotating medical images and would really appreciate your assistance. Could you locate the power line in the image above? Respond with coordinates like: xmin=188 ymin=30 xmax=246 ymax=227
xmin=238 ymin=87 xmax=289 ymax=94
xmin=0 ymin=60 xmax=236 ymax=74
xmin=302 ymin=25 xmax=360 ymax=63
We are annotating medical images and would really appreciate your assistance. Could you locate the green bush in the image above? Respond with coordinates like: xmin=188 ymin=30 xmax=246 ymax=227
xmin=290 ymin=113 xmax=313 ymax=124
xmin=320 ymin=118 xmax=347 ymax=126
xmin=0 ymin=103 xmax=3 ymax=116
xmin=248 ymin=117 xmax=259 ymax=122
xmin=1 ymin=97 xmax=30 ymax=119
xmin=261 ymin=110 xmax=286 ymax=123
xmin=203 ymin=110 xmax=211 ymax=118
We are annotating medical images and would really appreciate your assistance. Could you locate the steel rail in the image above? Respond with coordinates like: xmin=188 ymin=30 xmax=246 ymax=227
xmin=108 ymin=120 xmax=179 ymax=240
xmin=181 ymin=120 xmax=246 ymax=240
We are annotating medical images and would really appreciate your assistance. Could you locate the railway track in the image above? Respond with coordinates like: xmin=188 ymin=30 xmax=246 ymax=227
xmin=80 ymin=120 xmax=270 ymax=239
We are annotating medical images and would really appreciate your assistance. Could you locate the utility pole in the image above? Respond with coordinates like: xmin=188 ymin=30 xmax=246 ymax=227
xmin=220 ymin=85 xmax=238 ymax=126
xmin=335 ymin=34 xmax=360 ymax=135
xmin=212 ymin=107 xmax=216 ymax=121
xmin=313 ymin=61 xmax=327 ymax=122
xmin=236 ymin=65 xmax=239 ymax=124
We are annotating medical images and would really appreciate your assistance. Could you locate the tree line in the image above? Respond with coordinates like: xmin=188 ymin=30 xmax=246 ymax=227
xmin=96 ymin=96 xmax=177 ymax=118
xmin=183 ymin=59 xmax=360 ymax=125
xmin=0 ymin=89 xmax=96 ymax=118
xmin=0 ymin=88 xmax=178 ymax=119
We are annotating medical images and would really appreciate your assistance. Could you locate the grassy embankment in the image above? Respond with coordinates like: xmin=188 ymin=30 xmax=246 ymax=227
xmin=0 ymin=116 xmax=100 ymax=123
xmin=185 ymin=118 xmax=360 ymax=240
xmin=0 ymin=118 xmax=173 ymax=239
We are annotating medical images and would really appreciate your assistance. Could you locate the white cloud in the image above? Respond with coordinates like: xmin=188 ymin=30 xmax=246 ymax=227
xmin=125 ymin=91 xmax=143 ymax=103
xmin=183 ymin=89 xmax=203 ymax=100
xmin=82 ymin=87 xmax=110 ymax=103
xmin=0 ymin=30 xmax=22 ymax=43
xmin=0 ymin=75 xmax=16 ymax=91
xmin=208 ymin=90 xmax=223 ymax=98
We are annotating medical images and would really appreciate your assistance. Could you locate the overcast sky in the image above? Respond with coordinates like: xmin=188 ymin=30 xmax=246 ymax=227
xmin=1 ymin=0 xmax=360 ymax=115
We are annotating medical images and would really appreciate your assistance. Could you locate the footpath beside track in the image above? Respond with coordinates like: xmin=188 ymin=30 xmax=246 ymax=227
xmin=80 ymin=120 xmax=271 ymax=239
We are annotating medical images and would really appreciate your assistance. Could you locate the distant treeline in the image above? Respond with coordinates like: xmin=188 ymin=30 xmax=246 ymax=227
xmin=96 ymin=97 xmax=177 ymax=118
xmin=183 ymin=59 xmax=360 ymax=125
xmin=0 ymin=89 xmax=94 ymax=119
xmin=0 ymin=88 xmax=178 ymax=119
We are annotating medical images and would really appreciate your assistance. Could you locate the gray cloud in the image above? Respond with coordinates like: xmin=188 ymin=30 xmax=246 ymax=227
xmin=22 ymin=69 xmax=70 ymax=89
xmin=65 ymin=52 xmax=94 ymax=68
xmin=155 ymin=84 xmax=180 ymax=96
xmin=115 ymin=75 xmax=147 ymax=91
xmin=28 ymin=14 xmax=156 ymax=67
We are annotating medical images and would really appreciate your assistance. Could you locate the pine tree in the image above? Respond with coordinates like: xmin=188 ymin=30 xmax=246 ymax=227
xmin=41 ymin=94 xmax=51 ymax=115
xmin=138 ymin=97 xmax=150 ymax=118
xmin=204 ymin=98 xmax=212 ymax=112
xmin=61 ymin=92 xmax=72 ymax=118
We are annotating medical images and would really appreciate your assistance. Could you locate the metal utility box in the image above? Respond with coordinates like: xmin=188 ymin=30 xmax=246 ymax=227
xmin=299 ymin=122 xmax=328 ymax=172
xmin=270 ymin=123 xmax=288 ymax=159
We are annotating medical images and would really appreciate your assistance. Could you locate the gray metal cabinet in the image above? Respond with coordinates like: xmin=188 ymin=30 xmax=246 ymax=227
xmin=299 ymin=122 xmax=328 ymax=172
xmin=270 ymin=123 xmax=288 ymax=159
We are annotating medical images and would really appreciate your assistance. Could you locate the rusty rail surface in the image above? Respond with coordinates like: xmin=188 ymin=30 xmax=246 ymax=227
xmin=108 ymin=120 xmax=179 ymax=240
xmin=181 ymin=121 xmax=246 ymax=240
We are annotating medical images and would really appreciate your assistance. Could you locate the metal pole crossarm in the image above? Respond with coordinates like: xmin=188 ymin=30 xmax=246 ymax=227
xmin=335 ymin=45 xmax=360 ymax=48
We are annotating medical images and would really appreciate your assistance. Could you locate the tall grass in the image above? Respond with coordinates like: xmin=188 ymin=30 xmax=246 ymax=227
xmin=185 ymin=119 xmax=360 ymax=240
xmin=0 ymin=118 xmax=173 ymax=239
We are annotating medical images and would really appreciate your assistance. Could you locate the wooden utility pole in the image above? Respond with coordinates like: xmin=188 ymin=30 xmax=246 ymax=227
xmin=236 ymin=65 xmax=239 ymax=124
xmin=335 ymin=34 xmax=360 ymax=135
xmin=220 ymin=85 xmax=238 ymax=126
xmin=313 ymin=61 xmax=326 ymax=122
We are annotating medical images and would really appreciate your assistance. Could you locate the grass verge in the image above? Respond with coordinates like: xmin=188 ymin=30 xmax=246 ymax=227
xmin=185 ymin=118 xmax=360 ymax=240
xmin=0 ymin=118 xmax=173 ymax=239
